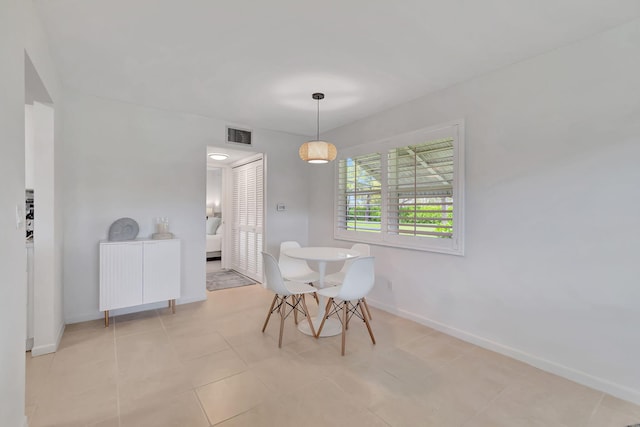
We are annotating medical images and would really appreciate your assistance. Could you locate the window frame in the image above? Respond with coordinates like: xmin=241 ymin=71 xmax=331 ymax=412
xmin=333 ymin=120 xmax=465 ymax=256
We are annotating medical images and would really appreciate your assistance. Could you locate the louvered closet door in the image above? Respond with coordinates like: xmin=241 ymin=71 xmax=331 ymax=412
xmin=231 ymin=158 xmax=264 ymax=281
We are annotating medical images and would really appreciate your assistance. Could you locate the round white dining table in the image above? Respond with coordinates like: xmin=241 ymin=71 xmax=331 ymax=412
xmin=282 ymin=246 xmax=360 ymax=337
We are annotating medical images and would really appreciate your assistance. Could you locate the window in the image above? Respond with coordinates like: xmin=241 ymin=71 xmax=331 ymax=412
xmin=337 ymin=153 xmax=382 ymax=233
xmin=335 ymin=121 xmax=464 ymax=255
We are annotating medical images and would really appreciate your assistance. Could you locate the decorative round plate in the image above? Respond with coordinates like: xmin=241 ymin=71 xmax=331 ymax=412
xmin=108 ymin=217 xmax=139 ymax=241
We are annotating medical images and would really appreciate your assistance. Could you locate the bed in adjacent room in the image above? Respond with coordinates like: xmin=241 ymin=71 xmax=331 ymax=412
xmin=206 ymin=216 xmax=223 ymax=260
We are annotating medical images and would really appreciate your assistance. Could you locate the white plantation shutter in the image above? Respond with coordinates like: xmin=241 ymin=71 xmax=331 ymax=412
xmin=255 ymin=162 xmax=263 ymax=278
xmin=336 ymin=153 xmax=382 ymax=233
xmin=334 ymin=122 xmax=464 ymax=255
xmin=247 ymin=165 xmax=257 ymax=275
xmin=232 ymin=167 xmax=243 ymax=271
xmin=387 ymin=138 xmax=454 ymax=238
xmin=231 ymin=158 xmax=264 ymax=280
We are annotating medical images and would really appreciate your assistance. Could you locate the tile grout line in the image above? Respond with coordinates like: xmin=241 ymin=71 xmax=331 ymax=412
xmin=210 ymin=407 xmax=255 ymax=426
xmin=220 ymin=326 xmax=254 ymax=369
xmin=112 ymin=315 xmax=122 ymax=427
xmin=192 ymin=388 xmax=214 ymax=427
xmin=587 ymin=392 xmax=606 ymax=425
xmin=461 ymin=383 xmax=510 ymax=426
xmin=189 ymin=363 xmax=263 ymax=426
xmin=156 ymin=308 xmax=185 ymax=364
xmin=159 ymin=308 xmax=214 ymax=425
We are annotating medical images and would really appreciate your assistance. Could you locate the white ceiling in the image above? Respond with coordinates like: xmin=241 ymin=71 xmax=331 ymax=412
xmin=35 ymin=0 xmax=640 ymax=136
xmin=206 ymin=145 xmax=258 ymax=168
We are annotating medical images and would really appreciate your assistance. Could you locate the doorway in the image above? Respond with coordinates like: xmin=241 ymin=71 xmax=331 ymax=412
xmin=205 ymin=146 xmax=264 ymax=288
xmin=25 ymin=53 xmax=57 ymax=356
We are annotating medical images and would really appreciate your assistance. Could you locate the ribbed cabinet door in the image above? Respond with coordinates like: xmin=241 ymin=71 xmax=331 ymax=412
xmin=142 ymin=240 xmax=181 ymax=304
xmin=99 ymin=242 xmax=143 ymax=311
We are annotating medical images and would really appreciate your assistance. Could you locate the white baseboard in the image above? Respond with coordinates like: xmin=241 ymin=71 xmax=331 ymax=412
xmin=55 ymin=321 xmax=65 ymax=350
xmin=65 ymin=311 xmax=105 ymax=324
xmin=65 ymin=296 xmax=207 ymax=325
xmin=366 ymin=297 xmax=640 ymax=406
xmin=178 ymin=295 xmax=207 ymax=305
xmin=31 ymin=321 xmax=65 ymax=356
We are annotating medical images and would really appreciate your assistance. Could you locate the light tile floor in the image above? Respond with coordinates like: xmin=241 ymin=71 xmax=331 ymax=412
xmin=26 ymin=265 xmax=640 ymax=426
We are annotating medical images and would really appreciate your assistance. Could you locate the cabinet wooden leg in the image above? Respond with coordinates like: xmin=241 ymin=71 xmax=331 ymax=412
xmin=104 ymin=310 xmax=109 ymax=327
xmin=170 ymin=299 xmax=176 ymax=314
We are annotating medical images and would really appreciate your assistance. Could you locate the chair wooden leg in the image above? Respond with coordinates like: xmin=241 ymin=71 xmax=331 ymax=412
xmin=359 ymin=300 xmax=376 ymax=345
xmin=262 ymin=295 xmax=278 ymax=332
xmin=300 ymin=294 xmax=316 ymax=338
xmin=293 ymin=295 xmax=299 ymax=325
xmin=341 ymin=301 xmax=348 ymax=356
xmin=345 ymin=303 xmax=350 ymax=330
xmin=278 ymin=296 xmax=286 ymax=348
xmin=362 ymin=297 xmax=372 ymax=320
xmin=312 ymin=291 xmax=319 ymax=304
xmin=316 ymin=297 xmax=333 ymax=337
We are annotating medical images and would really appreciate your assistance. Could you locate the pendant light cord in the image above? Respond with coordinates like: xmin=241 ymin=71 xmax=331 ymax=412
xmin=316 ymin=97 xmax=320 ymax=141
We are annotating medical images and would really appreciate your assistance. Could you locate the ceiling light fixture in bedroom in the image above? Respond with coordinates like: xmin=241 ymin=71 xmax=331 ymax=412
xmin=208 ymin=153 xmax=229 ymax=161
xmin=299 ymin=93 xmax=337 ymax=164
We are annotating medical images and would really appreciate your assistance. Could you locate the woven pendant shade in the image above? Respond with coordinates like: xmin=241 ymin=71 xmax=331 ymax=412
xmin=299 ymin=140 xmax=337 ymax=164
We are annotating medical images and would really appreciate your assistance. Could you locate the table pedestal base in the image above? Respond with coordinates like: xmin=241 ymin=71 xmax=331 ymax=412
xmin=298 ymin=318 xmax=342 ymax=337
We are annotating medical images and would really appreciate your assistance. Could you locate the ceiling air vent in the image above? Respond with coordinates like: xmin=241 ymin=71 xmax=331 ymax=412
xmin=226 ymin=126 xmax=252 ymax=146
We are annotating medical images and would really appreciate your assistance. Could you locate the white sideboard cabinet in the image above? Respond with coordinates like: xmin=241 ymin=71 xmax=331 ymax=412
xmin=99 ymin=239 xmax=180 ymax=326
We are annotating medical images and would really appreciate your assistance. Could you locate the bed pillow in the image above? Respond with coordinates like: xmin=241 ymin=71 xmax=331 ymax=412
xmin=206 ymin=217 xmax=221 ymax=235
xmin=215 ymin=223 xmax=224 ymax=235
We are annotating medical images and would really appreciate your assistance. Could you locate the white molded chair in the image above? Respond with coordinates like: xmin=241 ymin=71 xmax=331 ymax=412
xmin=324 ymin=243 xmax=372 ymax=320
xmin=316 ymin=256 xmax=376 ymax=356
xmin=261 ymin=252 xmax=317 ymax=347
xmin=278 ymin=241 xmax=321 ymax=284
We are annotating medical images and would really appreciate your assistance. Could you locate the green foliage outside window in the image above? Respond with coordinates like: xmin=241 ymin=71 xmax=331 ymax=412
xmin=346 ymin=203 xmax=452 ymax=236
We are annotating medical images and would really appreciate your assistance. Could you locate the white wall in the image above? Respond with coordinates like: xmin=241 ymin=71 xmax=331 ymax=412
xmin=62 ymin=91 xmax=310 ymax=322
xmin=309 ymin=19 xmax=640 ymax=403
xmin=0 ymin=0 xmax=63 ymax=424
xmin=0 ymin=2 xmax=28 ymax=424
xmin=31 ymin=101 xmax=62 ymax=356
xmin=206 ymin=168 xmax=222 ymax=213
xmin=24 ymin=0 xmax=65 ymax=356
xmin=25 ymin=105 xmax=35 ymax=189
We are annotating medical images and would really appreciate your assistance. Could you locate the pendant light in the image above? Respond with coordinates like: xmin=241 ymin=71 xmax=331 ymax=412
xmin=299 ymin=93 xmax=337 ymax=164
